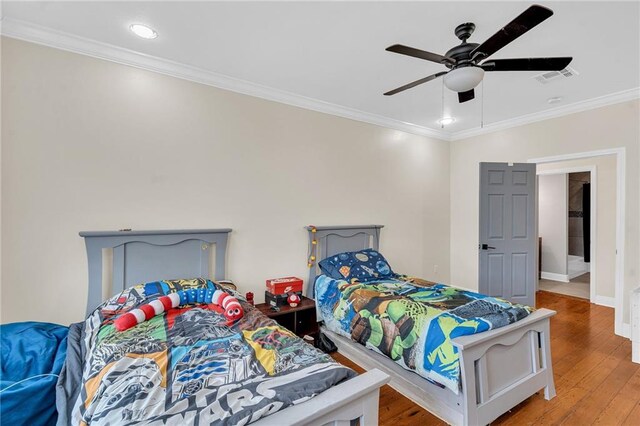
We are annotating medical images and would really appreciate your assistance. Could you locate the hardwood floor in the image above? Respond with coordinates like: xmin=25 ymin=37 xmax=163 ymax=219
xmin=330 ymin=290 xmax=640 ymax=425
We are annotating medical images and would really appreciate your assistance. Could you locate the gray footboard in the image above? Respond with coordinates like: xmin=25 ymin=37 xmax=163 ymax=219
xmin=452 ymin=308 xmax=556 ymax=426
xmin=253 ymin=369 xmax=390 ymax=426
xmin=323 ymin=308 xmax=556 ymax=426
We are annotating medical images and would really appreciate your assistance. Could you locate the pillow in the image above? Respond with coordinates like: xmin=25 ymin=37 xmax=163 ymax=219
xmin=319 ymin=249 xmax=396 ymax=282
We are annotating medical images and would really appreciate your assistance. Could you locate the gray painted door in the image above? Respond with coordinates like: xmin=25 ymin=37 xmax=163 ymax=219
xmin=479 ymin=162 xmax=537 ymax=307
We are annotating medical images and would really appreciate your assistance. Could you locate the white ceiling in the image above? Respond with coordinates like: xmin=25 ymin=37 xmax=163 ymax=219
xmin=2 ymin=1 xmax=639 ymax=137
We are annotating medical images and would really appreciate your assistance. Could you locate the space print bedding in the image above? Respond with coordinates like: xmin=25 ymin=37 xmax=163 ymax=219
xmin=57 ymin=278 xmax=354 ymax=425
xmin=315 ymin=274 xmax=532 ymax=394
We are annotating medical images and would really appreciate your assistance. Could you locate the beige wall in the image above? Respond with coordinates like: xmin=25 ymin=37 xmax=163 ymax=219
xmin=2 ymin=36 xmax=638 ymax=331
xmin=538 ymin=173 xmax=568 ymax=276
xmin=450 ymin=99 xmax=639 ymax=327
xmin=0 ymin=38 xmax=451 ymax=325
xmin=538 ymin=155 xmax=617 ymax=299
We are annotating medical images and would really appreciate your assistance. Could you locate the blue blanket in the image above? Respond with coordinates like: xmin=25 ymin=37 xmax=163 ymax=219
xmin=1 ymin=322 xmax=68 ymax=426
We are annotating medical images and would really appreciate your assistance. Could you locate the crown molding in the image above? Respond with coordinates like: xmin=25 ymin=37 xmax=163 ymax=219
xmin=0 ymin=18 xmax=448 ymax=141
xmin=450 ymin=87 xmax=640 ymax=141
xmin=1 ymin=17 xmax=638 ymax=143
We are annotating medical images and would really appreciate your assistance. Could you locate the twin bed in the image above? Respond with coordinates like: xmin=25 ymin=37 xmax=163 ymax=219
xmin=305 ymin=225 xmax=556 ymax=426
xmin=5 ymin=226 xmax=556 ymax=425
xmin=57 ymin=228 xmax=389 ymax=426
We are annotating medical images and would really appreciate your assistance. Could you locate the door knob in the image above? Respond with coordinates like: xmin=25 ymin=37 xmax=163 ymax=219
xmin=480 ymin=244 xmax=496 ymax=250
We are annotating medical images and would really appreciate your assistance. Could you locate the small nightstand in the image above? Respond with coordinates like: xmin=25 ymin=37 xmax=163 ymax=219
xmin=255 ymin=296 xmax=319 ymax=341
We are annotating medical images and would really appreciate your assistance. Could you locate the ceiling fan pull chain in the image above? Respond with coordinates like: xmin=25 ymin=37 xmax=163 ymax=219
xmin=481 ymin=80 xmax=484 ymax=128
xmin=441 ymin=79 xmax=445 ymax=129
xmin=480 ymin=80 xmax=484 ymax=129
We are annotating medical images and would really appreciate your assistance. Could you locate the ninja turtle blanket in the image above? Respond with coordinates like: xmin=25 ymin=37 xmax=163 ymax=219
xmin=57 ymin=279 xmax=354 ymax=425
xmin=315 ymin=275 xmax=532 ymax=394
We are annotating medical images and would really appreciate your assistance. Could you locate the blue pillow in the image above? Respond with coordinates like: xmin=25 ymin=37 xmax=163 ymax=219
xmin=319 ymin=249 xmax=396 ymax=282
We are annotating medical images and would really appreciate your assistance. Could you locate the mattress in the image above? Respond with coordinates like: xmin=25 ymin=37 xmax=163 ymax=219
xmin=315 ymin=275 xmax=532 ymax=394
xmin=57 ymin=279 xmax=354 ymax=425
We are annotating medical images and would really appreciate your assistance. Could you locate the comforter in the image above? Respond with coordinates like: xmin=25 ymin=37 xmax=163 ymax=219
xmin=57 ymin=279 xmax=354 ymax=425
xmin=315 ymin=275 xmax=532 ymax=394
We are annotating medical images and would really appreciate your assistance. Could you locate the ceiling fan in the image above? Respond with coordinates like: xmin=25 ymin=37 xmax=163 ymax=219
xmin=384 ymin=4 xmax=573 ymax=103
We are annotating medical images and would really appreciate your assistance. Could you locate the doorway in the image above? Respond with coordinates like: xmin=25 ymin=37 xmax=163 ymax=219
xmin=537 ymin=168 xmax=594 ymax=301
xmin=529 ymin=149 xmax=625 ymax=339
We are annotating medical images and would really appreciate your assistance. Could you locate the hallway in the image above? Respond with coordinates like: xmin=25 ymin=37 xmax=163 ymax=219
xmin=539 ymin=272 xmax=590 ymax=300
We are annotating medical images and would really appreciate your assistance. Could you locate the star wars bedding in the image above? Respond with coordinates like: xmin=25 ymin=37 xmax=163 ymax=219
xmin=56 ymin=278 xmax=354 ymax=425
xmin=315 ymin=275 xmax=532 ymax=394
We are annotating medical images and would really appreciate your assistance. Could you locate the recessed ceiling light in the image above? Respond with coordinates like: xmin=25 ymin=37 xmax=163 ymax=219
xmin=130 ymin=24 xmax=157 ymax=39
xmin=437 ymin=117 xmax=456 ymax=126
xmin=547 ymin=96 xmax=563 ymax=105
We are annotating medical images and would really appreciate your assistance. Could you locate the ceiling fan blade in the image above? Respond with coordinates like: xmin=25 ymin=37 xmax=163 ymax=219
xmin=384 ymin=72 xmax=447 ymax=96
xmin=481 ymin=57 xmax=572 ymax=71
xmin=471 ymin=5 xmax=554 ymax=61
xmin=386 ymin=44 xmax=453 ymax=65
xmin=458 ymin=89 xmax=475 ymax=103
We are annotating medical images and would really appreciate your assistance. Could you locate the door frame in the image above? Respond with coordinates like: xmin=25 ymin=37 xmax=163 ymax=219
xmin=537 ymin=166 xmax=597 ymax=304
xmin=528 ymin=148 xmax=626 ymax=337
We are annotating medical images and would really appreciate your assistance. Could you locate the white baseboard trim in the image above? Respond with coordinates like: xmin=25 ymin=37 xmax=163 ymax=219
xmin=451 ymin=284 xmax=478 ymax=293
xmin=632 ymin=288 xmax=639 ymax=363
xmin=540 ymin=272 xmax=570 ymax=283
xmin=567 ymin=269 xmax=589 ymax=280
xmin=620 ymin=323 xmax=631 ymax=339
xmin=593 ymin=295 xmax=616 ymax=308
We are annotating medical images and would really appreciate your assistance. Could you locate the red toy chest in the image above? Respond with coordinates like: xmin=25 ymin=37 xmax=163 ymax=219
xmin=266 ymin=277 xmax=303 ymax=295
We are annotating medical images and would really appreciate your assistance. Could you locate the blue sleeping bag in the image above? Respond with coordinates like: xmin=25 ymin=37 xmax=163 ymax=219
xmin=0 ymin=322 xmax=68 ymax=425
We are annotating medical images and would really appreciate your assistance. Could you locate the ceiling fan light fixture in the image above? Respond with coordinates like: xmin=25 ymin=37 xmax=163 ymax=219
xmin=443 ymin=67 xmax=485 ymax=92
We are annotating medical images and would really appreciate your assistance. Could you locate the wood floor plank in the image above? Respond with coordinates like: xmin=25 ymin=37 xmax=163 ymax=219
xmin=330 ymin=291 xmax=637 ymax=425
xmin=558 ymin=346 xmax=636 ymax=424
xmin=621 ymin=402 xmax=640 ymax=426
xmin=594 ymin=367 xmax=640 ymax=425
xmin=554 ymin=335 xmax=625 ymax=393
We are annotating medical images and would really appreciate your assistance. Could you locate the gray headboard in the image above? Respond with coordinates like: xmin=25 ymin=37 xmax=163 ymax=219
xmin=305 ymin=225 xmax=383 ymax=297
xmin=80 ymin=228 xmax=232 ymax=316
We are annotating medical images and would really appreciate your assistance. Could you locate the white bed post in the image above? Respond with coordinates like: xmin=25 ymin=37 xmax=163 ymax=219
xmin=541 ymin=319 xmax=556 ymax=400
xmin=359 ymin=385 xmax=382 ymax=426
xmin=459 ymin=353 xmax=479 ymax=426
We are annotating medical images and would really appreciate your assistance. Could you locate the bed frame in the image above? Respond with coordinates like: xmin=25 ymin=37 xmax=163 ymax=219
xmin=306 ymin=225 xmax=556 ymax=426
xmin=80 ymin=228 xmax=389 ymax=426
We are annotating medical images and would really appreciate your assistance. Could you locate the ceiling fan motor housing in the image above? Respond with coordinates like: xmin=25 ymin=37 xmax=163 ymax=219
xmin=445 ymin=42 xmax=480 ymax=68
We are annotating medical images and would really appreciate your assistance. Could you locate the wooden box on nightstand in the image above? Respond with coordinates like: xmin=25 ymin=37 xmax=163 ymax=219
xmin=255 ymin=296 xmax=319 ymax=342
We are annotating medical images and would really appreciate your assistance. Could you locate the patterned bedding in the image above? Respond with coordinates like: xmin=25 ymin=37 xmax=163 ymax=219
xmin=315 ymin=275 xmax=532 ymax=394
xmin=57 ymin=279 xmax=354 ymax=425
